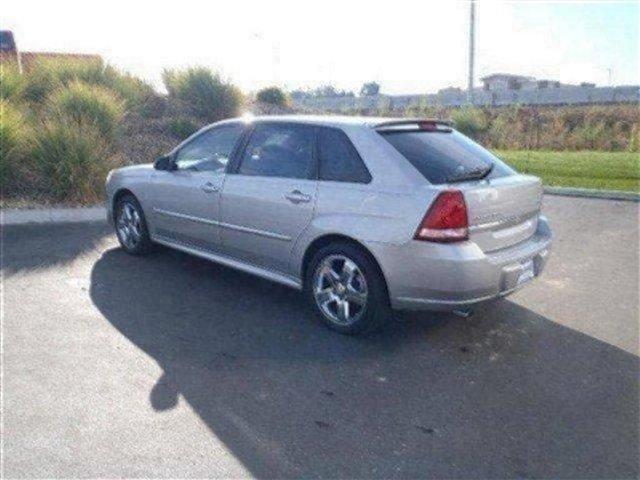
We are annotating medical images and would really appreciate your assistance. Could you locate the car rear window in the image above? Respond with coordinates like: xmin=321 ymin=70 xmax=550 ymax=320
xmin=380 ymin=129 xmax=514 ymax=184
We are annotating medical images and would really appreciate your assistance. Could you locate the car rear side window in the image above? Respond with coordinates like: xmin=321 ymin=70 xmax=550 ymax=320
xmin=318 ymin=128 xmax=371 ymax=183
xmin=380 ymin=129 xmax=514 ymax=184
xmin=238 ymin=123 xmax=315 ymax=179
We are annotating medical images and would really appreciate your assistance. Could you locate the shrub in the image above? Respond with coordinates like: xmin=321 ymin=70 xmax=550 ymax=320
xmin=340 ymin=103 xmax=638 ymax=151
xmin=21 ymin=57 xmax=154 ymax=110
xmin=629 ymin=124 xmax=639 ymax=152
xmin=103 ymin=66 xmax=155 ymax=109
xmin=168 ymin=118 xmax=199 ymax=140
xmin=0 ymin=64 xmax=24 ymax=101
xmin=22 ymin=65 xmax=56 ymax=104
xmin=162 ymin=67 xmax=243 ymax=121
xmin=23 ymin=57 xmax=106 ymax=103
xmin=0 ymin=100 xmax=31 ymax=192
xmin=256 ymin=86 xmax=288 ymax=106
xmin=42 ymin=57 xmax=105 ymax=85
xmin=48 ymin=81 xmax=125 ymax=139
xmin=488 ymin=106 xmax=521 ymax=149
xmin=451 ymin=107 xmax=488 ymax=138
xmin=31 ymin=120 xmax=120 ymax=203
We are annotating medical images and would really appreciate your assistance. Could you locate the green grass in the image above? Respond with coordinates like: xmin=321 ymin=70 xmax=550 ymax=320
xmin=496 ymin=150 xmax=640 ymax=192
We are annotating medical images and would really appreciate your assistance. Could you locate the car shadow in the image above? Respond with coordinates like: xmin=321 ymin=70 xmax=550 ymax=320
xmin=90 ymin=246 xmax=639 ymax=479
xmin=1 ymin=222 xmax=111 ymax=276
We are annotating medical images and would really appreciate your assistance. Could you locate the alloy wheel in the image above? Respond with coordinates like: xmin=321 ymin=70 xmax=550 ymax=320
xmin=313 ymin=254 xmax=368 ymax=326
xmin=116 ymin=202 xmax=142 ymax=250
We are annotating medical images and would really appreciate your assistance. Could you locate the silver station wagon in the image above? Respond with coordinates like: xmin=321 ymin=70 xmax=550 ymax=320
xmin=106 ymin=115 xmax=552 ymax=334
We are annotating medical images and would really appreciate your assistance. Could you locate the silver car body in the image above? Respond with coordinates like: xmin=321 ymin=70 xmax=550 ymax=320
xmin=106 ymin=115 xmax=552 ymax=311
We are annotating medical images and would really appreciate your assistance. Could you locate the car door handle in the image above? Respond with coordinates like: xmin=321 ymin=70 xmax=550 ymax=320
xmin=201 ymin=182 xmax=219 ymax=193
xmin=284 ymin=190 xmax=311 ymax=204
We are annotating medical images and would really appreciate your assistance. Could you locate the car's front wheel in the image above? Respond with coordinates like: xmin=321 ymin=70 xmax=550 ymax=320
xmin=114 ymin=194 xmax=152 ymax=255
xmin=306 ymin=243 xmax=391 ymax=335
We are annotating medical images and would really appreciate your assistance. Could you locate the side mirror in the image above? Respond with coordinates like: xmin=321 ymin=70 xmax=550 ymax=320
xmin=154 ymin=154 xmax=174 ymax=171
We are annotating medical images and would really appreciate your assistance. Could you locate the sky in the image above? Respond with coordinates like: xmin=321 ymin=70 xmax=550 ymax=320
xmin=1 ymin=0 xmax=638 ymax=95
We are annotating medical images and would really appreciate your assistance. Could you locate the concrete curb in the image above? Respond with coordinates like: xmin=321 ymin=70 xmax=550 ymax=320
xmin=543 ymin=186 xmax=640 ymax=202
xmin=1 ymin=206 xmax=106 ymax=226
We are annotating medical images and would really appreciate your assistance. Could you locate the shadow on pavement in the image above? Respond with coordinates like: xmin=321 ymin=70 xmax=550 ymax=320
xmin=1 ymin=222 xmax=111 ymax=275
xmin=90 ymin=246 xmax=639 ymax=479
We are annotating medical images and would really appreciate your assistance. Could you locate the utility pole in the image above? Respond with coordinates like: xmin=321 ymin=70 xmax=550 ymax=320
xmin=467 ymin=0 xmax=476 ymax=105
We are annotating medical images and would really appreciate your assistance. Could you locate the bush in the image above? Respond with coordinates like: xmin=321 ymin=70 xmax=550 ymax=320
xmin=31 ymin=120 xmax=120 ymax=203
xmin=256 ymin=86 xmax=288 ymax=106
xmin=629 ymin=124 xmax=639 ymax=152
xmin=451 ymin=107 xmax=488 ymax=138
xmin=168 ymin=118 xmax=199 ymax=140
xmin=22 ymin=65 xmax=57 ymax=104
xmin=23 ymin=57 xmax=106 ymax=103
xmin=102 ymin=66 xmax=155 ymax=109
xmin=21 ymin=57 xmax=154 ymax=110
xmin=366 ymin=103 xmax=640 ymax=151
xmin=0 ymin=64 xmax=24 ymax=101
xmin=488 ymin=106 xmax=521 ymax=149
xmin=162 ymin=67 xmax=243 ymax=121
xmin=0 ymin=100 xmax=31 ymax=192
xmin=48 ymin=81 xmax=125 ymax=139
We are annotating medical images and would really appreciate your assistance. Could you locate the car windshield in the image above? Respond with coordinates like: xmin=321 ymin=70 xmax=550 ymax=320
xmin=380 ymin=128 xmax=514 ymax=184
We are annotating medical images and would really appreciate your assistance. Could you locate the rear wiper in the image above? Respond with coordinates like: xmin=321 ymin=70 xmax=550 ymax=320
xmin=446 ymin=163 xmax=494 ymax=183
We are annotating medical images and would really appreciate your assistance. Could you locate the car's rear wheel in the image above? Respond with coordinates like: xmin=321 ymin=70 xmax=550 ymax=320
xmin=306 ymin=243 xmax=390 ymax=335
xmin=115 ymin=194 xmax=152 ymax=255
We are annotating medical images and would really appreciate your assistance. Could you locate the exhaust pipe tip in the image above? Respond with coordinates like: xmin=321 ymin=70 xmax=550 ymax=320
xmin=452 ymin=308 xmax=473 ymax=318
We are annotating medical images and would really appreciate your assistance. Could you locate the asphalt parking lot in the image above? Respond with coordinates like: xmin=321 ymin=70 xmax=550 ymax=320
xmin=2 ymin=195 xmax=639 ymax=479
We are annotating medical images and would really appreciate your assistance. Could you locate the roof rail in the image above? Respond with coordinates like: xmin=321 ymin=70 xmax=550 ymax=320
xmin=373 ymin=118 xmax=453 ymax=129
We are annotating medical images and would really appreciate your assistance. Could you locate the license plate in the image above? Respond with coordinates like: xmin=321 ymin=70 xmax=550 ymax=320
xmin=517 ymin=259 xmax=535 ymax=286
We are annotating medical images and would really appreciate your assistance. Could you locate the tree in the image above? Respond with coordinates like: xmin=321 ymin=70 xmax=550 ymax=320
xmin=256 ymin=86 xmax=288 ymax=106
xmin=360 ymin=81 xmax=380 ymax=96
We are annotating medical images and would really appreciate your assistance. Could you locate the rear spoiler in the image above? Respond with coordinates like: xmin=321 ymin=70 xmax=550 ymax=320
xmin=373 ymin=118 xmax=453 ymax=131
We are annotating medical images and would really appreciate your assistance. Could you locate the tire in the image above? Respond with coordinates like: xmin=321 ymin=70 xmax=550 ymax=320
xmin=305 ymin=242 xmax=391 ymax=335
xmin=114 ymin=194 xmax=152 ymax=255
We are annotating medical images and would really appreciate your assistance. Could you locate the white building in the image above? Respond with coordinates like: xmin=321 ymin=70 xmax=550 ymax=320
xmin=480 ymin=74 xmax=537 ymax=91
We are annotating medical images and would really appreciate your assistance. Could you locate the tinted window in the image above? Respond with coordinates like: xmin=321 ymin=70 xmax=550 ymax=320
xmin=318 ymin=128 xmax=371 ymax=183
xmin=175 ymin=124 xmax=243 ymax=172
xmin=238 ymin=123 xmax=315 ymax=179
xmin=381 ymin=129 xmax=514 ymax=184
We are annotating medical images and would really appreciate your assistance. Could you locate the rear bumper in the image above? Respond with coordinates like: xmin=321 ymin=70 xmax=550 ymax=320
xmin=368 ymin=216 xmax=552 ymax=312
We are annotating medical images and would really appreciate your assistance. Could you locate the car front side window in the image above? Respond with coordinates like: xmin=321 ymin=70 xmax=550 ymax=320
xmin=174 ymin=124 xmax=244 ymax=172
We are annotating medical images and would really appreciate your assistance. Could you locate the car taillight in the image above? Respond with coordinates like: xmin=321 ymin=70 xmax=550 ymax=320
xmin=414 ymin=190 xmax=469 ymax=242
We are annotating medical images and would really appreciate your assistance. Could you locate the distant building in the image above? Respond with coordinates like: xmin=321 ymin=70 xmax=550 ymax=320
xmin=0 ymin=30 xmax=102 ymax=73
xmin=480 ymin=74 xmax=536 ymax=91
xmin=437 ymin=87 xmax=463 ymax=95
xmin=295 ymin=75 xmax=638 ymax=110
xmin=536 ymin=79 xmax=561 ymax=89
